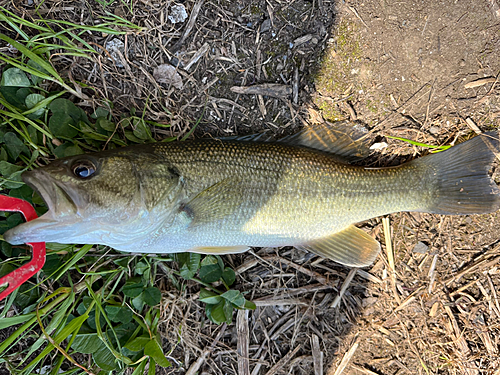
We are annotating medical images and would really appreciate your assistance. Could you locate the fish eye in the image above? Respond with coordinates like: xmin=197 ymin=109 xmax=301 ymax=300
xmin=72 ymin=161 xmax=96 ymax=179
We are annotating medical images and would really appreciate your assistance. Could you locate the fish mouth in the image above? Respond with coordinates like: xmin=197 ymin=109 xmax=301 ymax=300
xmin=3 ymin=170 xmax=82 ymax=245
xmin=22 ymin=170 xmax=79 ymax=217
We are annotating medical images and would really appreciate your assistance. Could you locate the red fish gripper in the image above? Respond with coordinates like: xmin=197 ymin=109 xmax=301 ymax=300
xmin=0 ymin=195 xmax=46 ymax=302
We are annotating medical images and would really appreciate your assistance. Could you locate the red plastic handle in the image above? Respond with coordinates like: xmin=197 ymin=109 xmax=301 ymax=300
xmin=0 ymin=195 xmax=46 ymax=301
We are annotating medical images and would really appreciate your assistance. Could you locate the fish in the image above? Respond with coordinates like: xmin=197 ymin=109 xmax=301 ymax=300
xmin=4 ymin=123 xmax=500 ymax=267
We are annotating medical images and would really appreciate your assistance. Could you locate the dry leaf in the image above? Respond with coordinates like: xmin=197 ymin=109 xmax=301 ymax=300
xmin=153 ymin=64 xmax=183 ymax=89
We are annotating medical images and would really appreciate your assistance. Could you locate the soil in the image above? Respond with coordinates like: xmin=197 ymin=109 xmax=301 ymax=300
xmin=2 ymin=0 xmax=500 ymax=374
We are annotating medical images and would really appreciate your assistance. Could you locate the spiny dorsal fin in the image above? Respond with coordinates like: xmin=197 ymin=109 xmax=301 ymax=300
xmin=279 ymin=121 xmax=373 ymax=162
xmin=299 ymin=225 xmax=381 ymax=267
xmin=220 ymin=121 xmax=373 ymax=162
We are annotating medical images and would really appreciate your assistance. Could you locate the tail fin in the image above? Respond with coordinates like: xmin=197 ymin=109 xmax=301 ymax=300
xmin=412 ymin=132 xmax=500 ymax=215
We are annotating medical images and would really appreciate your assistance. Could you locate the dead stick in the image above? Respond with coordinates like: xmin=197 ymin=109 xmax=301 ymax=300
xmin=329 ymin=336 xmax=359 ymax=375
xmin=383 ymin=217 xmax=401 ymax=304
xmin=264 ymin=345 xmax=301 ymax=375
xmin=331 ymin=268 xmax=357 ymax=308
xmin=185 ymin=323 xmax=227 ymax=375
xmin=170 ymin=0 xmax=204 ymax=52
xmin=231 ymin=84 xmax=292 ymax=99
xmin=263 ymin=256 xmax=338 ymax=288
xmin=237 ymin=310 xmax=250 ymax=375
xmin=311 ymin=334 xmax=323 ymax=375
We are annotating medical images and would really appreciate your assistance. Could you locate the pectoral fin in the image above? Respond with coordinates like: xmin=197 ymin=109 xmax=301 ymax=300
xmin=189 ymin=246 xmax=250 ymax=254
xmin=182 ymin=177 xmax=243 ymax=226
xmin=300 ymin=225 xmax=380 ymax=267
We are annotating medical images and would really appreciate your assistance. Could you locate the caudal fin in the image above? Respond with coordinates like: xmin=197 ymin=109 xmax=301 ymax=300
xmin=412 ymin=132 xmax=500 ymax=215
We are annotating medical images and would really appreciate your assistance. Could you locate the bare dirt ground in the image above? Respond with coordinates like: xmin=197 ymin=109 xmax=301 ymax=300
xmin=4 ymin=0 xmax=500 ymax=374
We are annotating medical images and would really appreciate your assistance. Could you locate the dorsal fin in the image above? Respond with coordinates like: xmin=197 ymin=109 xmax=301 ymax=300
xmin=278 ymin=121 xmax=373 ymax=162
xmin=219 ymin=121 xmax=373 ymax=162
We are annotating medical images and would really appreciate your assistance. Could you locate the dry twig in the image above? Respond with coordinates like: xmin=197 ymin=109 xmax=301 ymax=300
xmin=185 ymin=324 xmax=227 ymax=375
xmin=170 ymin=0 xmax=204 ymax=52
xmin=237 ymin=310 xmax=250 ymax=375
xmin=311 ymin=334 xmax=323 ymax=375
xmin=328 ymin=336 xmax=359 ymax=375
xmin=382 ymin=217 xmax=401 ymax=304
xmin=231 ymin=84 xmax=292 ymax=99
xmin=263 ymin=345 xmax=301 ymax=375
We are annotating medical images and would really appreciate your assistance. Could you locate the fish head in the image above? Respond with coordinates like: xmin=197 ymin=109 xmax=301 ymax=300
xmin=3 ymin=149 xmax=177 ymax=246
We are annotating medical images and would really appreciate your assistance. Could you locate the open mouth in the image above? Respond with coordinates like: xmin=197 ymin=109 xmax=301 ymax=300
xmin=22 ymin=170 xmax=79 ymax=219
xmin=3 ymin=170 xmax=82 ymax=245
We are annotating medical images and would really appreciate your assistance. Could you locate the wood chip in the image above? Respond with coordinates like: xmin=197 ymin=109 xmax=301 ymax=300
xmin=293 ymin=34 xmax=313 ymax=47
xmin=429 ymin=301 xmax=439 ymax=317
xmin=231 ymin=84 xmax=292 ymax=99
xmin=444 ymin=304 xmax=471 ymax=357
xmin=394 ymin=295 xmax=416 ymax=312
xmin=428 ymin=254 xmax=438 ymax=294
xmin=465 ymin=117 xmax=482 ymax=135
xmin=253 ymin=298 xmax=309 ymax=306
xmin=355 ymin=269 xmax=382 ymax=284
xmin=153 ymin=64 xmax=183 ymax=89
xmin=293 ymin=67 xmax=299 ymax=104
xmin=257 ymin=95 xmax=267 ymax=117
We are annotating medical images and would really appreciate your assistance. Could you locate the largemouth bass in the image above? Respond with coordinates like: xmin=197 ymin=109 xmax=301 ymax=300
xmin=4 ymin=125 xmax=500 ymax=267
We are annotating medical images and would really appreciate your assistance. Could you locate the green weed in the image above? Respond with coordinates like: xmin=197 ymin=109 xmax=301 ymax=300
xmin=385 ymin=135 xmax=452 ymax=153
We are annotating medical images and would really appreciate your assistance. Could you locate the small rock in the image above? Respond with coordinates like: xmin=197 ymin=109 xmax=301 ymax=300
xmin=429 ymin=126 xmax=440 ymax=135
xmin=260 ymin=19 xmax=271 ymax=33
xmin=168 ymin=4 xmax=188 ymax=24
xmin=105 ymin=38 xmax=125 ymax=68
xmin=7 ymin=44 xmax=18 ymax=54
xmin=153 ymin=64 xmax=183 ymax=89
xmin=370 ymin=142 xmax=388 ymax=150
xmin=413 ymin=241 xmax=429 ymax=254
xmin=169 ymin=57 xmax=183 ymax=68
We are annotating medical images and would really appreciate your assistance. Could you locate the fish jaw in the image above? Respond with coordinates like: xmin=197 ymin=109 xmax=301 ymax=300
xmin=3 ymin=214 xmax=84 ymax=245
xmin=4 ymin=169 xmax=84 ymax=245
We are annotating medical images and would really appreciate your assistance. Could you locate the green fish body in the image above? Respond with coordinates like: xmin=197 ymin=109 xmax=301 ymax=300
xmin=4 ymin=126 xmax=500 ymax=267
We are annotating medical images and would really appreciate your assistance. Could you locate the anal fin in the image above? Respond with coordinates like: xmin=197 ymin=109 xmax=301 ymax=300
xmin=300 ymin=225 xmax=380 ymax=267
xmin=189 ymin=246 xmax=250 ymax=254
